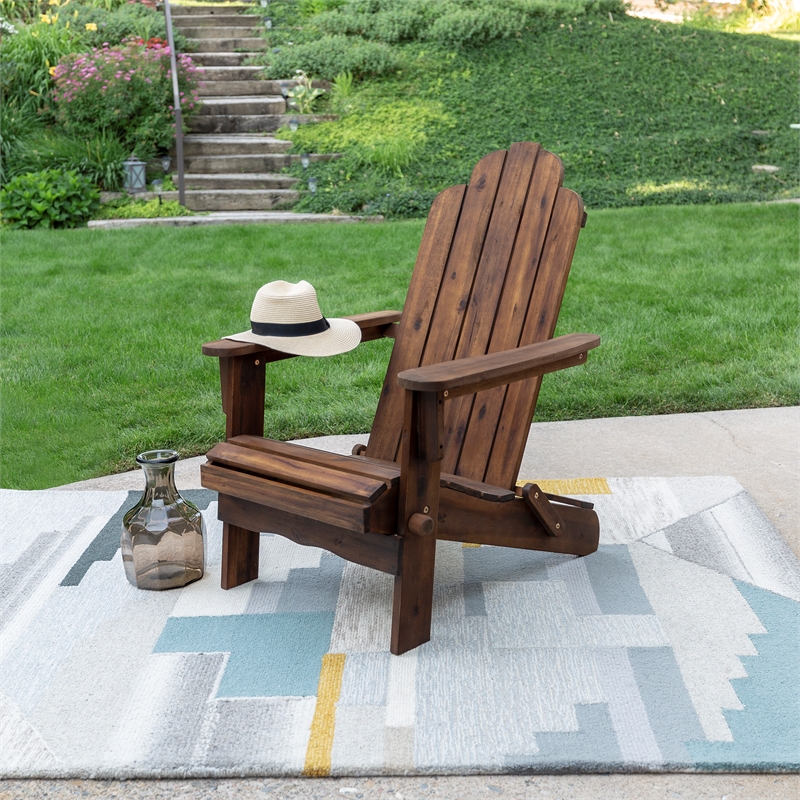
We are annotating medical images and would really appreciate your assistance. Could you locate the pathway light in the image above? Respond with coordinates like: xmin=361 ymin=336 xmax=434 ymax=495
xmin=301 ymin=153 xmax=310 ymax=169
xmin=308 ymin=177 xmax=317 ymax=193
xmin=289 ymin=118 xmax=299 ymax=132
xmin=161 ymin=156 xmax=171 ymax=173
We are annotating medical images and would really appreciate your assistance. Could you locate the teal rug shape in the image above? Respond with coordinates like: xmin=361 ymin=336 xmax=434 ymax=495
xmin=154 ymin=612 xmax=335 ymax=698
xmin=687 ymin=582 xmax=800 ymax=769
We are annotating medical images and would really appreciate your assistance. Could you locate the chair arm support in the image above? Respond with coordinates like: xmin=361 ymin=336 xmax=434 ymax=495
xmin=201 ymin=310 xmax=402 ymax=358
xmin=396 ymin=333 xmax=600 ymax=398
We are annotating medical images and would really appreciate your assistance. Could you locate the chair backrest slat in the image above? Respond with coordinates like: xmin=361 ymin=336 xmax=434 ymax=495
xmin=366 ymin=143 xmax=584 ymax=490
xmin=365 ymin=183 xmax=467 ymax=461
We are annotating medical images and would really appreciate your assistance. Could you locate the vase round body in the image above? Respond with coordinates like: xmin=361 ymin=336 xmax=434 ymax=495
xmin=121 ymin=450 xmax=205 ymax=590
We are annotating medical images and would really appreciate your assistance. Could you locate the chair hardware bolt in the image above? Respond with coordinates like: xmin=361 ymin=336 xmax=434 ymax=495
xmin=423 ymin=505 xmax=429 ymax=513
xmin=443 ymin=390 xmax=449 ymax=397
xmin=534 ymin=491 xmax=539 ymax=499
xmin=556 ymin=523 xmax=561 ymax=529
xmin=255 ymin=359 xmax=260 ymax=365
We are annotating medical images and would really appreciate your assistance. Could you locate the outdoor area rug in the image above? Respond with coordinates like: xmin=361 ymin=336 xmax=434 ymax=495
xmin=1 ymin=476 xmax=798 ymax=778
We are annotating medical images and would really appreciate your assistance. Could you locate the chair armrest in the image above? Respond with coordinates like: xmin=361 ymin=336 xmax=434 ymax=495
xmin=201 ymin=310 xmax=402 ymax=358
xmin=396 ymin=333 xmax=600 ymax=398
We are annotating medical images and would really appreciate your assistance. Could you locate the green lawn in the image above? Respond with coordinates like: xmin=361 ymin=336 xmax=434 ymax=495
xmin=1 ymin=202 xmax=798 ymax=489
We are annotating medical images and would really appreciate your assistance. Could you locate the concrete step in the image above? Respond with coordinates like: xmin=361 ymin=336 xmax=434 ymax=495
xmin=189 ymin=37 xmax=267 ymax=52
xmin=199 ymin=65 xmax=265 ymax=82
xmin=89 ymin=211 xmax=384 ymax=230
xmin=190 ymin=112 xmax=335 ymax=134
xmin=181 ymin=134 xmax=292 ymax=156
xmin=183 ymin=173 xmax=298 ymax=189
xmin=179 ymin=26 xmax=260 ymax=39
xmin=199 ymin=80 xmax=274 ymax=97
xmin=185 ymin=152 xmax=294 ymax=171
xmin=171 ymin=4 xmax=252 ymax=16
xmin=181 ymin=189 xmax=301 ymax=211
xmin=191 ymin=52 xmax=260 ymax=67
xmin=198 ymin=96 xmax=285 ymax=116
xmin=99 ymin=188 xmax=298 ymax=212
xmin=172 ymin=14 xmax=252 ymax=27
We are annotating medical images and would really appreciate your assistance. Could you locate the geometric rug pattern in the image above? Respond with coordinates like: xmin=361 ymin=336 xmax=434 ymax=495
xmin=1 ymin=476 xmax=798 ymax=778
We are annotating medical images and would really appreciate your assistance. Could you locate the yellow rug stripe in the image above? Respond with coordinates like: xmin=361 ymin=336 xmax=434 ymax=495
xmin=515 ymin=477 xmax=611 ymax=495
xmin=303 ymin=653 xmax=346 ymax=777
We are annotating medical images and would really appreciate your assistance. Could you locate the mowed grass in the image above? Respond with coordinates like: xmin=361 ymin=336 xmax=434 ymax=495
xmin=1 ymin=202 xmax=797 ymax=489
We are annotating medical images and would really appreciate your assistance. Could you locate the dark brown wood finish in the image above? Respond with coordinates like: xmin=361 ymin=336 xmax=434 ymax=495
xmin=219 ymin=494 xmax=402 ymax=575
xmin=207 ymin=441 xmax=389 ymax=503
xmin=366 ymin=184 xmax=467 ymax=461
xmin=522 ymin=483 xmax=565 ymax=537
xmin=483 ymin=187 xmax=586 ymax=488
xmin=231 ymin=435 xmax=400 ymax=486
xmin=441 ymin=142 xmax=540 ymax=474
xmin=200 ymin=143 xmax=600 ymax=653
xmin=454 ymin=150 xmax=565 ymax=480
xmin=220 ymin=354 xmax=267 ymax=440
xmin=437 ymin=490 xmax=599 ymax=555
xmin=391 ymin=389 xmax=443 ymax=655
xmin=397 ymin=334 xmax=599 ymax=395
xmin=220 ymin=523 xmax=260 ymax=589
xmin=202 ymin=463 xmax=370 ymax=532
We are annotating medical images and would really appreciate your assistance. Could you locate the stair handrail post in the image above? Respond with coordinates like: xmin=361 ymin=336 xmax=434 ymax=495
xmin=163 ymin=0 xmax=186 ymax=206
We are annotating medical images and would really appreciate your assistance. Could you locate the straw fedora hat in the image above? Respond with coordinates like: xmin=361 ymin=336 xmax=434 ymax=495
xmin=225 ymin=280 xmax=361 ymax=357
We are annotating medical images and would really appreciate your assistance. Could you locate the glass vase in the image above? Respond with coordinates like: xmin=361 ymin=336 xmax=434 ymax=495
xmin=121 ymin=450 xmax=205 ymax=590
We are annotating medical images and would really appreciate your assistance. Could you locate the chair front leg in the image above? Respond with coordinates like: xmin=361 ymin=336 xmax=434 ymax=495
xmin=219 ymin=354 xmax=266 ymax=589
xmin=221 ymin=523 xmax=260 ymax=589
xmin=391 ymin=389 xmax=444 ymax=655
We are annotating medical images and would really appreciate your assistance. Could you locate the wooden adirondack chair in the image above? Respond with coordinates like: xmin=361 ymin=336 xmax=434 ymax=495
xmin=200 ymin=142 xmax=601 ymax=655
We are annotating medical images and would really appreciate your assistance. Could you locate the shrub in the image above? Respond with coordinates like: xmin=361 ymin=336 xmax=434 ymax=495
xmin=264 ymin=34 xmax=401 ymax=80
xmin=309 ymin=0 xmax=627 ymax=48
xmin=0 ymin=103 xmax=44 ymax=185
xmin=93 ymin=197 xmax=194 ymax=219
xmin=10 ymin=132 xmax=128 ymax=190
xmin=0 ymin=168 xmax=100 ymax=228
xmin=53 ymin=41 xmax=202 ymax=153
xmin=74 ymin=4 xmax=189 ymax=52
xmin=363 ymin=187 xmax=436 ymax=217
xmin=0 ymin=1 xmax=31 ymax=23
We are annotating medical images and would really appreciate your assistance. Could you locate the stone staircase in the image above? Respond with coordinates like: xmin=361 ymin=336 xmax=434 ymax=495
xmin=169 ymin=3 xmax=330 ymax=212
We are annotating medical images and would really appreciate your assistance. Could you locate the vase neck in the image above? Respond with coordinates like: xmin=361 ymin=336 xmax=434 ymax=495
xmin=140 ymin=461 xmax=180 ymax=503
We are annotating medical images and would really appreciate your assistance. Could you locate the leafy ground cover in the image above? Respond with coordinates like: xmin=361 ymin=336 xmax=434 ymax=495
xmin=1 ymin=202 xmax=797 ymax=489
xmin=255 ymin=3 xmax=798 ymax=215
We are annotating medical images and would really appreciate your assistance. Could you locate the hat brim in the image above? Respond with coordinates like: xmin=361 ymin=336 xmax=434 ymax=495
xmin=225 ymin=317 xmax=361 ymax=357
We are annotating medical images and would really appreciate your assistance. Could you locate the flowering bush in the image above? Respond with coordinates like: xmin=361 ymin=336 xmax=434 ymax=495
xmin=0 ymin=13 xmax=77 ymax=115
xmin=52 ymin=40 xmax=202 ymax=154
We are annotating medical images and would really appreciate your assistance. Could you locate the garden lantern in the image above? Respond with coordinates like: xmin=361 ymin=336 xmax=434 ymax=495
xmin=161 ymin=156 xmax=172 ymax=174
xmin=307 ymin=177 xmax=318 ymax=193
xmin=151 ymin=179 xmax=164 ymax=205
xmin=279 ymin=81 xmax=290 ymax=99
xmin=260 ymin=0 xmax=268 ymax=7
xmin=266 ymin=18 xmax=272 ymax=30
xmin=301 ymin=153 xmax=310 ymax=169
xmin=289 ymin=118 xmax=299 ymax=132
xmin=123 ymin=155 xmax=147 ymax=193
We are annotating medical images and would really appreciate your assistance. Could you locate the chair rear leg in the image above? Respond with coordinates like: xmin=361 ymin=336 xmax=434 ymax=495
xmin=391 ymin=531 xmax=436 ymax=655
xmin=221 ymin=523 xmax=260 ymax=589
